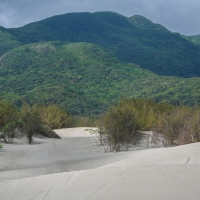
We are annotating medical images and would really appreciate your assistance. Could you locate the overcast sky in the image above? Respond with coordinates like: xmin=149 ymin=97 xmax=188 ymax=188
xmin=0 ymin=0 xmax=199 ymax=35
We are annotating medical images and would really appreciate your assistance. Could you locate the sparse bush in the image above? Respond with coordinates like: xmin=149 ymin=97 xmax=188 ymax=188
xmin=101 ymin=100 xmax=139 ymax=152
xmin=153 ymin=106 xmax=200 ymax=147
xmin=20 ymin=104 xmax=61 ymax=144
xmin=36 ymin=125 xmax=61 ymax=139
xmin=1 ymin=121 xmax=19 ymax=143
xmin=0 ymin=102 xmax=64 ymax=144
xmin=20 ymin=104 xmax=44 ymax=144
xmin=96 ymin=118 xmax=106 ymax=146
xmin=99 ymin=98 xmax=200 ymax=151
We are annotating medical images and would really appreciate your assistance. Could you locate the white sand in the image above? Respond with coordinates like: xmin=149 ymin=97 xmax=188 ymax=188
xmin=1 ymin=128 xmax=200 ymax=199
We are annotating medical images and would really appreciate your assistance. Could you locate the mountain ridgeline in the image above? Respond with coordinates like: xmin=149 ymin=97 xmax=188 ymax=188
xmin=183 ymin=34 xmax=200 ymax=46
xmin=1 ymin=11 xmax=200 ymax=114
xmin=2 ymin=11 xmax=200 ymax=77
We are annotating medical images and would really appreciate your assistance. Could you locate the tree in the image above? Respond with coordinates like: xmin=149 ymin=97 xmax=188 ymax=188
xmin=20 ymin=104 xmax=61 ymax=144
xmin=20 ymin=104 xmax=44 ymax=144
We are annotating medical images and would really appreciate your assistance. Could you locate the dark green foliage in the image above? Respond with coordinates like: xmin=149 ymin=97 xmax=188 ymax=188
xmin=129 ymin=15 xmax=169 ymax=32
xmin=0 ymin=101 xmax=19 ymax=143
xmin=3 ymin=11 xmax=200 ymax=77
xmin=1 ymin=12 xmax=200 ymax=113
xmin=1 ymin=42 xmax=200 ymax=114
xmin=0 ymin=42 xmax=127 ymax=114
xmin=0 ymin=26 xmax=22 ymax=56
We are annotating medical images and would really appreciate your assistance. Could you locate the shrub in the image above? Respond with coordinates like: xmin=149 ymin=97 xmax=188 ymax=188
xmin=153 ymin=106 xmax=200 ymax=147
xmin=33 ymin=104 xmax=75 ymax=129
xmin=0 ymin=101 xmax=19 ymax=143
xmin=0 ymin=102 xmax=62 ymax=144
xmin=102 ymin=100 xmax=139 ymax=152
xmin=20 ymin=104 xmax=61 ymax=144
xmin=99 ymin=98 xmax=200 ymax=150
xmin=75 ymin=116 xmax=99 ymax=127
xmin=1 ymin=121 xmax=19 ymax=143
xmin=20 ymin=104 xmax=44 ymax=144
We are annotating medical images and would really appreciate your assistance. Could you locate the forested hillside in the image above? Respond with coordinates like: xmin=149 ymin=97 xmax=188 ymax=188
xmin=0 ymin=26 xmax=22 ymax=56
xmin=3 ymin=11 xmax=200 ymax=77
xmin=1 ymin=42 xmax=200 ymax=114
xmin=1 ymin=11 xmax=200 ymax=114
xmin=183 ymin=34 xmax=200 ymax=45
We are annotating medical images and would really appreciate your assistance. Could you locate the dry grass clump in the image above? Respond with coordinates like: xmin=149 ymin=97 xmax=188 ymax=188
xmin=153 ymin=107 xmax=200 ymax=147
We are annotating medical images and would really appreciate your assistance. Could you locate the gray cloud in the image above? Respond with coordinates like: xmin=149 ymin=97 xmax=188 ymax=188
xmin=0 ymin=0 xmax=200 ymax=35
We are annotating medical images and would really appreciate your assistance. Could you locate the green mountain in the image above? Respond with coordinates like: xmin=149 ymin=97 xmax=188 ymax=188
xmin=1 ymin=12 xmax=200 ymax=114
xmin=1 ymin=42 xmax=200 ymax=115
xmin=128 ymin=15 xmax=168 ymax=32
xmin=182 ymin=34 xmax=200 ymax=46
xmin=3 ymin=11 xmax=200 ymax=77
xmin=0 ymin=42 xmax=134 ymax=114
xmin=0 ymin=26 xmax=22 ymax=56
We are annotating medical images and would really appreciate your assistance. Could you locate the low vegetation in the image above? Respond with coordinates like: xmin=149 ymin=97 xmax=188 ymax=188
xmin=1 ymin=98 xmax=200 ymax=151
xmin=101 ymin=100 xmax=139 ymax=151
xmin=98 ymin=98 xmax=200 ymax=151
xmin=153 ymin=106 xmax=200 ymax=147
xmin=0 ymin=101 xmax=75 ymax=144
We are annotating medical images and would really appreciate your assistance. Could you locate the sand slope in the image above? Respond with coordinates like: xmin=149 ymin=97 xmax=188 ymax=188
xmin=1 ymin=128 xmax=200 ymax=199
xmin=0 ymin=128 xmax=139 ymax=182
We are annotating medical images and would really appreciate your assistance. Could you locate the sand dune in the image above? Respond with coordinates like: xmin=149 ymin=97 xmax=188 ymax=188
xmin=1 ymin=128 xmax=200 ymax=199
xmin=0 ymin=128 xmax=137 ymax=182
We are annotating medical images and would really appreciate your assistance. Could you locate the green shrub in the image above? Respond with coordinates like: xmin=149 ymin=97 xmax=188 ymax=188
xmin=102 ymin=100 xmax=139 ymax=151
xmin=20 ymin=104 xmax=61 ymax=144
xmin=20 ymin=104 xmax=44 ymax=144
xmin=0 ymin=102 xmax=62 ymax=144
xmin=75 ymin=116 xmax=99 ymax=127
xmin=99 ymin=98 xmax=199 ymax=150
xmin=33 ymin=104 xmax=75 ymax=129
xmin=0 ymin=101 xmax=19 ymax=143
